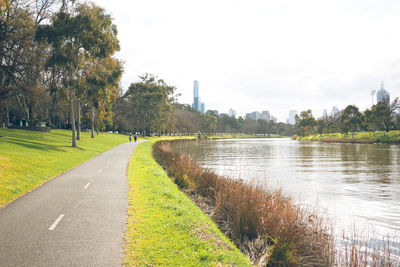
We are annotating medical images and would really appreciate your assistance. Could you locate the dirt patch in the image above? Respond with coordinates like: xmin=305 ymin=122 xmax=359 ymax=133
xmin=192 ymin=224 xmax=231 ymax=251
xmin=321 ymin=138 xmax=375 ymax=144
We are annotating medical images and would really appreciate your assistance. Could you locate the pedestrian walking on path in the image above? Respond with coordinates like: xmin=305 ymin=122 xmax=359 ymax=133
xmin=129 ymin=133 xmax=132 ymax=142
xmin=134 ymin=134 xmax=137 ymax=142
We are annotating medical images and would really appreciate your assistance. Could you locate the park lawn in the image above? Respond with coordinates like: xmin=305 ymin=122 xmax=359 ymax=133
xmin=124 ymin=141 xmax=251 ymax=266
xmin=299 ymin=130 xmax=400 ymax=143
xmin=0 ymin=128 xmax=129 ymax=208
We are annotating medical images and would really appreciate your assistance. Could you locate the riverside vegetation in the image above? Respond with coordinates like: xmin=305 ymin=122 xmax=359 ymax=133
xmin=124 ymin=141 xmax=250 ymax=266
xmin=296 ymin=130 xmax=400 ymax=144
xmin=153 ymin=139 xmax=400 ymax=266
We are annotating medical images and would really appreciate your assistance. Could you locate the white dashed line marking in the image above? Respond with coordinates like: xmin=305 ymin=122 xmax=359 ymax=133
xmin=84 ymin=183 xmax=91 ymax=189
xmin=49 ymin=214 xmax=64 ymax=231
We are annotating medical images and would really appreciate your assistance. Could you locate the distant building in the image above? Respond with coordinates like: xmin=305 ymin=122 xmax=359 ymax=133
xmin=246 ymin=111 xmax=261 ymax=121
xmin=200 ymin=102 xmax=205 ymax=113
xmin=332 ymin=106 xmax=339 ymax=116
xmin=260 ymin=110 xmax=270 ymax=121
xmin=192 ymin=80 xmax=200 ymax=111
xmin=288 ymin=110 xmax=297 ymax=124
xmin=228 ymin=108 xmax=236 ymax=118
xmin=377 ymin=82 xmax=390 ymax=104
xmin=271 ymin=116 xmax=278 ymax=123
xmin=192 ymin=80 xmax=206 ymax=113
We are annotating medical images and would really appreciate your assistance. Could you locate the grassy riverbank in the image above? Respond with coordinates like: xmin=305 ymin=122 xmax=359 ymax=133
xmin=297 ymin=130 xmax=400 ymax=144
xmin=0 ymin=128 xmax=128 ymax=208
xmin=124 ymin=141 xmax=250 ymax=266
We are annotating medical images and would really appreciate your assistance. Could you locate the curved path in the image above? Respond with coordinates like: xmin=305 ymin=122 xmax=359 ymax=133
xmin=0 ymin=141 xmax=140 ymax=266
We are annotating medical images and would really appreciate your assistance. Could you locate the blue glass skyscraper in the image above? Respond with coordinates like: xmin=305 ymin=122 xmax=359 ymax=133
xmin=192 ymin=80 xmax=200 ymax=111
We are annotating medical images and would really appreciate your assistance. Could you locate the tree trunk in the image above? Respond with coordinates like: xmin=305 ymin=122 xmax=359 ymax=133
xmin=6 ymin=102 xmax=9 ymax=126
xmin=70 ymin=89 xmax=77 ymax=147
xmin=91 ymin=106 xmax=95 ymax=138
xmin=77 ymin=100 xmax=81 ymax=140
xmin=0 ymin=100 xmax=3 ymax=127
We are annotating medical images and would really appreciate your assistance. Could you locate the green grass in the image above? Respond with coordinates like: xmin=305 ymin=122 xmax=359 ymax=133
xmin=298 ymin=130 xmax=400 ymax=143
xmin=0 ymin=128 xmax=129 ymax=207
xmin=124 ymin=141 xmax=251 ymax=266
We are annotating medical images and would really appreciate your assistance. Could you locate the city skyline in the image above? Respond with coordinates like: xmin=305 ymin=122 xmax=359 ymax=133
xmin=94 ymin=0 xmax=400 ymax=122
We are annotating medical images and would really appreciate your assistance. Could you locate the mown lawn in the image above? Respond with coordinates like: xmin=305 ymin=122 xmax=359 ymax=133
xmin=299 ymin=130 xmax=400 ymax=143
xmin=124 ymin=141 xmax=250 ymax=266
xmin=0 ymin=128 xmax=128 ymax=207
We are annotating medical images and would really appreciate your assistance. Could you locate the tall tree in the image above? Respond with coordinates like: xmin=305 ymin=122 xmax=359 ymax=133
xmin=295 ymin=110 xmax=316 ymax=136
xmin=340 ymin=105 xmax=361 ymax=138
xmin=36 ymin=2 xmax=120 ymax=146
xmin=123 ymin=74 xmax=176 ymax=135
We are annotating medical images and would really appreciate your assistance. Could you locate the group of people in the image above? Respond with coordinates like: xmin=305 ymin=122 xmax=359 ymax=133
xmin=129 ymin=133 xmax=137 ymax=143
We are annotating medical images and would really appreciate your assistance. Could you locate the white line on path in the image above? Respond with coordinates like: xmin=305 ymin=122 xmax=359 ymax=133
xmin=98 ymin=169 xmax=102 ymax=173
xmin=49 ymin=214 xmax=64 ymax=231
xmin=84 ymin=183 xmax=91 ymax=189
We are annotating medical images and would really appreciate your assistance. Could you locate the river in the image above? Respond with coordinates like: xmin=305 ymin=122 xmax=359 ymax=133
xmin=171 ymin=138 xmax=400 ymax=238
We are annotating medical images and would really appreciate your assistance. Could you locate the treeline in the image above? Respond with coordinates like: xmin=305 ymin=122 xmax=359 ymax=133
xmin=112 ymin=74 xmax=295 ymax=136
xmin=1 ymin=0 xmax=122 ymax=146
xmin=295 ymin=97 xmax=400 ymax=137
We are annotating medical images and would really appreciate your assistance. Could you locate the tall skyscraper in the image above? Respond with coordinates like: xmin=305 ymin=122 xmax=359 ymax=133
xmin=377 ymin=81 xmax=390 ymax=104
xmin=200 ymin=102 xmax=205 ymax=113
xmin=192 ymin=80 xmax=200 ymax=111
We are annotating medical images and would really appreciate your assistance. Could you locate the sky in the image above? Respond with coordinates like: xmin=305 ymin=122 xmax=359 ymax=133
xmin=93 ymin=0 xmax=400 ymax=122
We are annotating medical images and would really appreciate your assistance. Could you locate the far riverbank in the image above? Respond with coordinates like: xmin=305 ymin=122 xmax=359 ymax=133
xmin=296 ymin=130 xmax=400 ymax=144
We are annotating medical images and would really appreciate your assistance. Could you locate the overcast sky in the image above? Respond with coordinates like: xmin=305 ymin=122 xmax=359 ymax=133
xmin=94 ymin=0 xmax=400 ymax=122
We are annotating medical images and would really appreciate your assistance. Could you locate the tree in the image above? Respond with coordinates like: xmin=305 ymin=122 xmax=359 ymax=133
xmin=36 ymin=2 xmax=120 ymax=146
xmin=340 ymin=105 xmax=361 ymax=138
xmin=122 ymin=74 xmax=176 ymax=135
xmin=373 ymin=103 xmax=392 ymax=134
xmin=201 ymin=111 xmax=217 ymax=135
xmin=84 ymin=57 xmax=123 ymax=138
xmin=363 ymin=108 xmax=377 ymax=135
xmin=295 ymin=110 xmax=316 ymax=136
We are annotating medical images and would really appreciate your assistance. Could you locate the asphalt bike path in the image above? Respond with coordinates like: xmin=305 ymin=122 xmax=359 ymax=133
xmin=0 ymin=140 xmax=142 ymax=266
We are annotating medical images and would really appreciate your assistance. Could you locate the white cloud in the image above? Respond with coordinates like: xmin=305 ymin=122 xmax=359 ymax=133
xmin=94 ymin=0 xmax=400 ymax=121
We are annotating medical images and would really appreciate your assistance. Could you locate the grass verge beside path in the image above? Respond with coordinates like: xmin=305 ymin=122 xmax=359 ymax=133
xmin=0 ymin=128 xmax=128 ymax=208
xmin=124 ymin=141 xmax=250 ymax=266
xmin=298 ymin=130 xmax=400 ymax=144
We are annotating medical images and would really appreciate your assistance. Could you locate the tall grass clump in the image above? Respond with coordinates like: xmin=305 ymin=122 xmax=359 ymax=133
xmin=153 ymin=140 xmax=335 ymax=266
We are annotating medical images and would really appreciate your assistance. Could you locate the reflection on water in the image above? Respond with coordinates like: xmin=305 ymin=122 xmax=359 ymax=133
xmin=171 ymin=138 xmax=400 ymax=235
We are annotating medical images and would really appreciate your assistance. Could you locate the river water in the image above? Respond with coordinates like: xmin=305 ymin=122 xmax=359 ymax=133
xmin=171 ymin=138 xmax=400 ymax=238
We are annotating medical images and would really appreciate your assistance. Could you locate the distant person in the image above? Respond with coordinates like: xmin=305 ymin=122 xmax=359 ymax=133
xmin=129 ymin=133 xmax=132 ymax=143
xmin=134 ymin=134 xmax=137 ymax=142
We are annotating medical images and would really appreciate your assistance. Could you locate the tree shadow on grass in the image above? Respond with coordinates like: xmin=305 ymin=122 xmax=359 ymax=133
xmin=4 ymin=138 xmax=86 ymax=152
